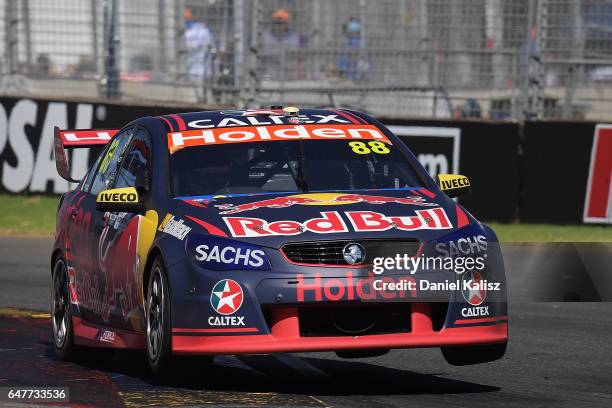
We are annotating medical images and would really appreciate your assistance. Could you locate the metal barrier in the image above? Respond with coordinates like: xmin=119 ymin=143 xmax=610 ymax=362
xmin=2 ymin=0 xmax=612 ymax=120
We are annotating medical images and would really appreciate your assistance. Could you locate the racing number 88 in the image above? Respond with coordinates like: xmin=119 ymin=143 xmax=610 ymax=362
xmin=348 ymin=141 xmax=390 ymax=155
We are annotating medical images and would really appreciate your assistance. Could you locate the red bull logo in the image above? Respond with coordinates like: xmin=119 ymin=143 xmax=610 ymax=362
xmin=74 ymin=214 xmax=141 ymax=323
xmin=333 ymin=193 xmax=435 ymax=206
xmin=223 ymin=208 xmax=452 ymax=237
xmin=215 ymin=192 xmax=435 ymax=214
xmin=216 ymin=195 xmax=321 ymax=214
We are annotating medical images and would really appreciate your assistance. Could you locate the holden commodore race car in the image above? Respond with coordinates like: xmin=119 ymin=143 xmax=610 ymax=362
xmin=51 ymin=107 xmax=508 ymax=374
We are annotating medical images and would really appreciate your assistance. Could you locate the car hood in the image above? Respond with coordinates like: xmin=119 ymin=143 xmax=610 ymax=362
xmin=176 ymin=189 xmax=470 ymax=248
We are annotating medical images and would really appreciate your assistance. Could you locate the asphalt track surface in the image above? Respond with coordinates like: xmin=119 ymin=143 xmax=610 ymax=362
xmin=0 ymin=237 xmax=611 ymax=407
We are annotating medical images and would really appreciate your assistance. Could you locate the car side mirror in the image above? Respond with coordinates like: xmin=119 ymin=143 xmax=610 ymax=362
xmin=96 ymin=187 xmax=144 ymax=213
xmin=437 ymin=173 xmax=471 ymax=198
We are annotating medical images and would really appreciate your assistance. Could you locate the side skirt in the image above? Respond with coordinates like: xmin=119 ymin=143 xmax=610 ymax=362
xmin=72 ymin=316 xmax=146 ymax=349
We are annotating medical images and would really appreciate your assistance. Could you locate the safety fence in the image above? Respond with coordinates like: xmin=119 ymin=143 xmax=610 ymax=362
xmin=2 ymin=1 xmax=612 ymax=120
xmin=1 ymin=95 xmax=610 ymax=224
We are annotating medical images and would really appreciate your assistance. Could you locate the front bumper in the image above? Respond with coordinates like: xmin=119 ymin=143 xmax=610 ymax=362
xmin=172 ymin=303 xmax=508 ymax=355
xmin=169 ymin=235 xmax=509 ymax=355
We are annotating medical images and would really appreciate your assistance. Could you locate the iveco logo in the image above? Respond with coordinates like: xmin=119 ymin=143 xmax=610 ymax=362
xmin=342 ymin=243 xmax=366 ymax=265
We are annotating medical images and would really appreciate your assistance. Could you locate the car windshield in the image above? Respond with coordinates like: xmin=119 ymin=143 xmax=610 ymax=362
xmin=170 ymin=139 xmax=423 ymax=197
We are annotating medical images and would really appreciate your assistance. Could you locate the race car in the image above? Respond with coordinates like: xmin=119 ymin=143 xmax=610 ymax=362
xmin=51 ymin=107 xmax=508 ymax=374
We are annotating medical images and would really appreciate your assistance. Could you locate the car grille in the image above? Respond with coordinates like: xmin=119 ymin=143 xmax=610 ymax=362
xmin=299 ymin=303 xmax=412 ymax=336
xmin=281 ymin=239 xmax=421 ymax=266
xmin=261 ymin=302 xmax=449 ymax=337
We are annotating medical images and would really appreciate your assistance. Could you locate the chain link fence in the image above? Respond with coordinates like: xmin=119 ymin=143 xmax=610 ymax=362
xmin=2 ymin=0 xmax=612 ymax=120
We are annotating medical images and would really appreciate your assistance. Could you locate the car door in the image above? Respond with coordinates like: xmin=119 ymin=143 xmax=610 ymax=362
xmin=93 ymin=126 xmax=153 ymax=331
xmin=69 ymin=128 xmax=134 ymax=327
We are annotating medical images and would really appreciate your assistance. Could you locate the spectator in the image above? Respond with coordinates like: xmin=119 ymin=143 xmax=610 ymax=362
xmin=33 ymin=53 xmax=53 ymax=77
xmin=261 ymin=8 xmax=301 ymax=80
xmin=336 ymin=17 xmax=370 ymax=81
xmin=71 ymin=55 xmax=97 ymax=79
xmin=454 ymin=98 xmax=482 ymax=119
xmin=184 ymin=7 xmax=215 ymax=81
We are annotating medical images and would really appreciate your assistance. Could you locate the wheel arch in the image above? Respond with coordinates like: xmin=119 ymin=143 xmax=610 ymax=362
xmin=50 ymin=248 xmax=64 ymax=276
xmin=143 ymin=245 xmax=166 ymax=302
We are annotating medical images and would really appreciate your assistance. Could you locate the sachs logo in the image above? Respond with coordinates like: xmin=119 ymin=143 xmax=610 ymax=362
xmin=210 ymin=279 xmax=244 ymax=315
xmin=461 ymin=271 xmax=487 ymax=306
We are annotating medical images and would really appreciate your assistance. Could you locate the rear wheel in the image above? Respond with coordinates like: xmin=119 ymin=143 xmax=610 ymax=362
xmin=52 ymin=258 xmax=77 ymax=360
xmin=442 ymin=342 xmax=507 ymax=366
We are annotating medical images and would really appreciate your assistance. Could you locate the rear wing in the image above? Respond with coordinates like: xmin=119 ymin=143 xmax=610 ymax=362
xmin=53 ymin=126 xmax=119 ymax=182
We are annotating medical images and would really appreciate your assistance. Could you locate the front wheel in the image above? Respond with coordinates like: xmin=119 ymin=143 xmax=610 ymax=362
xmin=52 ymin=257 xmax=77 ymax=360
xmin=441 ymin=342 xmax=507 ymax=366
xmin=146 ymin=259 xmax=173 ymax=375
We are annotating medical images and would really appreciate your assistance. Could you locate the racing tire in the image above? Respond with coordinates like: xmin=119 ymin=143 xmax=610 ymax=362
xmin=145 ymin=258 xmax=213 ymax=377
xmin=441 ymin=342 xmax=507 ymax=366
xmin=52 ymin=257 xmax=77 ymax=361
xmin=146 ymin=258 xmax=174 ymax=375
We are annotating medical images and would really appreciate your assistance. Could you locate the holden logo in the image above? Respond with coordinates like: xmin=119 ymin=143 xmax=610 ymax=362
xmin=210 ymin=279 xmax=244 ymax=315
xmin=461 ymin=271 xmax=486 ymax=306
xmin=342 ymin=243 xmax=366 ymax=265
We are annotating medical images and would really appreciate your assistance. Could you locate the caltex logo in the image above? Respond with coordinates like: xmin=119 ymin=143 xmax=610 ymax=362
xmin=210 ymin=279 xmax=244 ymax=315
xmin=461 ymin=271 xmax=486 ymax=306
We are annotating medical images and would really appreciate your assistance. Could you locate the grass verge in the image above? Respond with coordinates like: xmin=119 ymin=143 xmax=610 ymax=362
xmin=0 ymin=195 xmax=59 ymax=236
xmin=487 ymin=222 xmax=611 ymax=242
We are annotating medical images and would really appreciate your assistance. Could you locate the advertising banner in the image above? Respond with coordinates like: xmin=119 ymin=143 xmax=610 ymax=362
xmin=520 ymin=121 xmax=610 ymax=224
xmin=1 ymin=96 xmax=607 ymax=224
xmin=382 ymin=119 xmax=521 ymax=223
xmin=0 ymin=96 xmax=174 ymax=195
